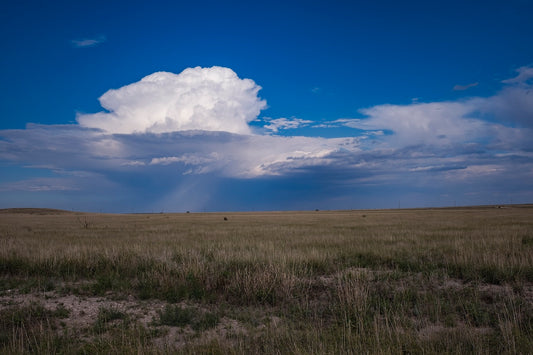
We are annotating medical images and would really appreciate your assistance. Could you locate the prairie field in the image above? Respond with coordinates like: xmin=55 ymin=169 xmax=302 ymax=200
xmin=0 ymin=206 xmax=532 ymax=353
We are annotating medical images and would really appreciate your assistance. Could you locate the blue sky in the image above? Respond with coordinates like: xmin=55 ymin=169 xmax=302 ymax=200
xmin=1 ymin=0 xmax=532 ymax=212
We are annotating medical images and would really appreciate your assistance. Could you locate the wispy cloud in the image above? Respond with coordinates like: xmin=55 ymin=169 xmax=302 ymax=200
xmin=453 ymin=82 xmax=478 ymax=91
xmin=70 ymin=35 xmax=106 ymax=48
xmin=0 ymin=178 xmax=79 ymax=192
xmin=501 ymin=65 xmax=533 ymax=85
xmin=263 ymin=117 xmax=312 ymax=133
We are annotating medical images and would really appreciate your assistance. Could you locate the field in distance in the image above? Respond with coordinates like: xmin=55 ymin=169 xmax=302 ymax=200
xmin=1 ymin=206 xmax=532 ymax=353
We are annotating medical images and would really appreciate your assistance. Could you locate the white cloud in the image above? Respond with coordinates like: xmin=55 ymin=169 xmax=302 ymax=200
xmin=449 ymin=165 xmax=505 ymax=179
xmin=225 ymin=135 xmax=359 ymax=177
xmin=1 ymin=65 xmax=533 ymax=211
xmin=501 ymin=65 xmax=533 ymax=85
xmin=120 ymin=160 xmax=146 ymax=167
xmin=0 ymin=124 xmax=360 ymax=179
xmin=342 ymin=68 xmax=533 ymax=149
xmin=134 ymin=133 xmax=360 ymax=178
xmin=263 ymin=117 xmax=313 ymax=133
xmin=71 ymin=35 xmax=106 ymax=48
xmin=354 ymin=101 xmax=488 ymax=147
xmin=77 ymin=66 xmax=267 ymax=135
xmin=475 ymin=86 xmax=533 ymax=128
xmin=149 ymin=153 xmax=219 ymax=168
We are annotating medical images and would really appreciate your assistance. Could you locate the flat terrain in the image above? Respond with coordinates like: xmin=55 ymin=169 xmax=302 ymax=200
xmin=1 ymin=206 xmax=532 ymax=353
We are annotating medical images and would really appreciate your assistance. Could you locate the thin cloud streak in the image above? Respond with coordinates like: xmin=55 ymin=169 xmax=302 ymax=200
xmin=0 ymin=178 xmax=79 ymax=192
xmin=453 ymin=82 xmax=478 ymax=91
xmin=70 ymin=35 xmax=106 ymax=48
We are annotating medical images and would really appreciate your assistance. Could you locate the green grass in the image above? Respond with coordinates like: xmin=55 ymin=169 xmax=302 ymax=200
xmin=0 ymin=205 xmax=532 ymax=353
xmin=156 ymin=304 xmax=219 ymax=331
xmin=93 ymin=306 xmax=129 ymax=332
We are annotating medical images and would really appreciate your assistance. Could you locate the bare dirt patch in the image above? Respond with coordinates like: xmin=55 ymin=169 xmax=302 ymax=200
xmin=0 ymin=289 xmax=255 ymax=350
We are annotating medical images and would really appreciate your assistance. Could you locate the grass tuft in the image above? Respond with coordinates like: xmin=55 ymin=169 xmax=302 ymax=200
xmin=155 ymin=304 xmax=219 ymax=331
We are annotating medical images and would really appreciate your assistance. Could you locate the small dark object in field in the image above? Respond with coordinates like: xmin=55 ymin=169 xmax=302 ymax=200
xmin=224 ymin=217 xmax=228 ymax=221
xmin=315 ymin=209 xmax=319 ymax=212
xmin=186 ymin=211 xmax=190 ymax=213
xmin=77 ymin=217 xmax=90 ymax=229
xmin=522 ymin=236 xmax=533 ymax=245
xmin=362 ymin=215 xmax=367 ymax=218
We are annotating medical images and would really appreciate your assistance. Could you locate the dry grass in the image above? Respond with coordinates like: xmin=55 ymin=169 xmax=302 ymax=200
xmin=0 ymin=206 xmax=532 ymax=353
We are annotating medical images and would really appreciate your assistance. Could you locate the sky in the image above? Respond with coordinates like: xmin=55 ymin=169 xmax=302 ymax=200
xmin=1 ymin=0 xmax=532 ymax=212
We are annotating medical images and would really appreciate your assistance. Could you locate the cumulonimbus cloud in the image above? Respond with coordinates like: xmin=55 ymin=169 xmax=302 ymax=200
xmin=77 ymin=66 xmax=267 ymax=135
xmin=1 ymin=65 xmax=533 ymax=211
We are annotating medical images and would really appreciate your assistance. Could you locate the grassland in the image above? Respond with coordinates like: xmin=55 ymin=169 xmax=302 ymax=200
xmin=0 ymin=205 xmax=532 ymax=353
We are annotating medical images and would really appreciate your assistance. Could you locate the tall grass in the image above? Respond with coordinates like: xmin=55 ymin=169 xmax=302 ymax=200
xmin=1 ymin=206 xmax=532 ymax=352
